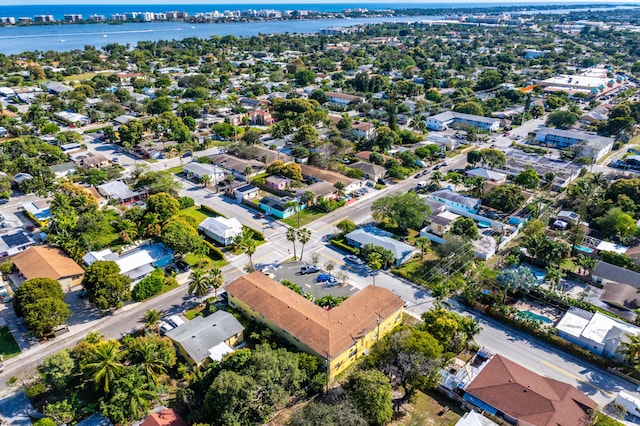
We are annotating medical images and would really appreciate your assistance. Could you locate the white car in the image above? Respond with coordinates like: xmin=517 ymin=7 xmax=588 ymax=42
xmin=345 ymin=255 xmax=364 ymax=265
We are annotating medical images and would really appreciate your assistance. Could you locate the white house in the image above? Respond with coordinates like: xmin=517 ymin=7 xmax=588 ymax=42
xmin=426 ymin=111 xmax=501 ymax=132
xmin=352 ymin=121 xmax=376 ymax=140
xmin=325 ymin=91 xmax=363 ymax=106
xmin=183 ymin=162 xmax=226 ymax=183
xmin=556 ymin=308 xmax=640 ymax=361
xmin=345 ymin=227 xmax=418 ymax=266
xmin=429 ymin=189 xmax=481 ymax=214
xmin=199 ymin=217 xmax=243 ymax=246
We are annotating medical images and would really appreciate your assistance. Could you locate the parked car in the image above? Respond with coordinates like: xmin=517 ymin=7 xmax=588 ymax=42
xmin=0 ymin=199 xmax=9 ymax=205
xmin=254 ymin=212 xmax=265 ymax=219
xmin=345 ymin=254 xmax=364 ymax=265
xmin=165 ymin=265 xmax=178 ymax=276
xmin=175 ymin=260 xmax=191 ymax=272
xmin=159 ymin=321 xmax=174 ymax=335
xmin=317 ymin=273 xmax=334 ymax=282
xmin=325 ymin=278 xmax=341 ymax=287
xmin=377 ymin=178 xmax=387 ymax=185
xmin=300 ymin=265 xmax=319 ymax=275
xmin=167 ymin=315 xmax=185 ymax=328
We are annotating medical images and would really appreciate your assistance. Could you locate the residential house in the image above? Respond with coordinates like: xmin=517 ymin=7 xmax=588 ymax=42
xmin=12 ymin=173 xmax=34 ymax=186
xmin=300 ymin=164 xmax=361 ymax=193
xmin=13 ymin=246 xmax=84 ymax=289
xmin=49 ymin=162 xmax=77 ymax=178
xmin=535 ymin=128 xmax=614 ymax=161
xmin=198 ymin=217 xmax=243 ymax=246
xmin=557 ymin=210 xmax=580 ymax=226
xmin=0 ymin=228 xmax=35 ymax=258
xmin=259 ymin=195 xmax=298 ymax=219
xmin=0 ymin=127 xmax=8 ymax=137
xmin=424 ymin=211 xmax=460 ymax=237
xmin=424 ymin=134 xmax=459 ymax=151
xmin=325 ymin=91 xmax=363 ymax=106
xmin=54 ymin=111 xmax=89 ymax=126
xmin=345 ymin=227 xmax=418 ymax=266
xmin=297 ymin=181 xmax=336 ymax=200
xmin=22 ymin=200 xmax=52 ymax=226
xmin=348 ymin=161 xmax=386 ymax=182
xmin=426 ymin=111 xmax=501 ymax=132
xmin=429 ymin=189 xmax=481 ymax=214
xmin=226 ymin=272 xmax=404 ymax=380
xmin=591 ymin=261 xmax=640 ymax=315
xmin=455 ymin=411 xmax=498 ymax=426
xmin=112 ymin=114 xmax=137 ymax=127
xmin=68 ymin=150 xmax=109 ymax=168
xmin=166 ymin=311 xmax=244 ymax=366
xmin=352 ymin=121 xmax=376 ymax=140
xmin=83 ymin=242 xmax=173 ymax=281
xmin=265 ymin=175 xmax=291 ymax=191
xmin=141 ymin=408 xmax=187 ymax=426
xmin=462 ymin=354 xmax=597 ymax=425
xmin=44 ymin=82 xmax=72 ymax=95
xmin=234 ymin=185 xmax=259 ymax=202
xmin=183 ymin=162 xmax=226 ymax=184
xmin=209 ymin=154 xmax=265 ymax=181
xmin=249 ymin=110 xmax=275 ymax=126
xmin=253 ymin=145 xmax=293 ymax=164
xmin=465 ymin=168 xmax=507 ymax=183
xmin=97 ymin=181 xmax=143 ymax=205
xmin=556 ymin=308 xmax=640 ymax=361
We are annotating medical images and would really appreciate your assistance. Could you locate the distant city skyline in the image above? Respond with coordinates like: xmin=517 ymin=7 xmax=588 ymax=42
xmin=0 ymin=0 xmax=632 ymax=5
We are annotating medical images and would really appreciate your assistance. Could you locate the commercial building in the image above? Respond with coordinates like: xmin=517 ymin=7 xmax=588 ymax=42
xmin=226 ymin=272 xmax=404 ymax=380
xmin=535 ymin=128 xmax=614 ymax=161
xmin=539 ymin=72 xmax=624 ymax=97
xmin=426 ymin=111 xmax=501 ymax=132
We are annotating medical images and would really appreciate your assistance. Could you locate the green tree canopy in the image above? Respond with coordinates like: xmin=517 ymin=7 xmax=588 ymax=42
xmin=344 ymin=370 xmax=393 ymax=426
xmin=483 ymin=184 xmax=524 ymax=212
xmin=513 ymin=167 xmax=540 ymax=190
xmin=371 ymin=192 xmax=431 ymax=231
xmin=82 ymin=261 xmax=132 ymax=310
xmin=146 ymin=192 xmax=179 ymax=222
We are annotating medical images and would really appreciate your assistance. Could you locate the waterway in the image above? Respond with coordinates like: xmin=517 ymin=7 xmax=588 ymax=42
xmin=0 ymin=15 xmax=441 ymax=54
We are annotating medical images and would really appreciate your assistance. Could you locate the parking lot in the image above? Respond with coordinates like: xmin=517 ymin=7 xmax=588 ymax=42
xmin=263 ymin=260 xmax=360 ymax=300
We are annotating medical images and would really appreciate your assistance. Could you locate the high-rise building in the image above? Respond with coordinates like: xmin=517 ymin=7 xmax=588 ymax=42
xmin=63 ymin=14 xmax=82 ymax=22
xmin=34 ymin=15 xmax=55 ymax=23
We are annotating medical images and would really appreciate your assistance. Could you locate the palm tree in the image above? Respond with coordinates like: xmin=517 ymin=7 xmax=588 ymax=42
xmin=286 ymin=227 xmax=298 ymax=260
xmin=430 ymin=171 xmax=443 ymax=189
xmin=415 ymin=236 xmax=430 ymax=260
xmin=244 ymin=165 xmax=253 ymax=180
xmin=297 ymin=228 xmax=311 ymax=261
xmin=244 ymin=238 xmax=257 ymax=270
xmin=461 ymin=318 xmax=483 ymax=350
xmin=111 ymin=371 xmax=159 ymax=421
xmin=133 ymin=341 xmax=168 ymax=384
xmin=334 ymin=181 xmax=345 ymax=198
xmin=546 ymin=266 xmax=565 ymax=291
xmin=85 ymin=340 xmax=124 ymax=393
xmin=468 ymin=176 xmax=486 ymax=197
xmin=431 ymin=280 xmax=450 ymax=308
xmin=575 ymin=254 xmax=597 ymax=276
xmin=300 ymin=190 xmax=316 ymax=207
xmin=367 ymin=252 xmax=383 ymax=286
xmin=208 ymin=268 xmax=224 ymax=299
xmin=188 ymin=268 xmax=210 ymax=301
xmin=143 ymin=309 xmax=162 ymax=332
xmin=284 ymin=200 xmax=300 ymax=229
xmin=620 ymin=334 xmax=640 ymax=367
xmin=200 ymin=174 xmax=211 ymax=188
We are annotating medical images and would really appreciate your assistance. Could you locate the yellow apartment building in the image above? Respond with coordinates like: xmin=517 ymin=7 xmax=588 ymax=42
xmin=226 ymin=272 xmax=405 ymax=380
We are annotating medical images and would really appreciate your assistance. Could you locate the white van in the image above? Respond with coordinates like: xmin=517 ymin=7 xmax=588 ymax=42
xmin=417 ymin=181 xmax=428 ymax=189
xmin=167 ymin=315 xmax=185 ymax=328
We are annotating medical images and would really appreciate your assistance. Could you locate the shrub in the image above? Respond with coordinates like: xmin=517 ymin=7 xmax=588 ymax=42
xmin=330 ymin=238 xmax=360 ymax=255
xmin=131 ymin=275 xmax=164 ymax=301
xmin=280 ymin=279 xmax=302 ymax=294
xmin=243 ymin=226 xmax=265 ymax=241
xmin=178 ymin=196 xmax=195 ymax=209
xmin=204 ymin=240 xmax=225 ymax=260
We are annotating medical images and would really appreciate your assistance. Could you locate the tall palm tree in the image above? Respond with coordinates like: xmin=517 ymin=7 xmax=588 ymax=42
xmin=415 ymin=236 xmax=430 ymax=260
xmin=143 ymin=309 xmax=162 ymax=332
xmin=200 ymin=174 xmax=211 ymax=188
xmin=545 ymin=266 xmax=565 ymax=291
xmin=286 ymin=227 xmax=298 ymax=260
xmin=334 ymin=181 xmax=345 ymax=198
xmin=244 ymin=238 xmax=257 ymax=270
xmin=189 ymin=268 xmax=210 ymax=301
xmin=461 ymin=318 xmax=483 ymax=350
xmin=620 ymin=334 xmax=640 ymax=367
xmin=297 ymin=228 xmax=311 ymax=261
xmin=133 ymin=341 xmax=167 ymax=384
xmin=111 ymin=371 xmax=159 ymax=421
xmin=208 ymin=268 xmax=224 ymax=299
xmin=367 ymin=252 xmax=383 ymax=286
xmin=85 ymin=340 xmax=124 ymax=393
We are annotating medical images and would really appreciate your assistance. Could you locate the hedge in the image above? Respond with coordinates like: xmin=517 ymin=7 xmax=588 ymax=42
xmin=204 ymin=240 xmax=225 ymax=260
xmin=243 ymin=226 xmax=265 ymax=241
xmin=200 ymin=204 xmax=227 ymax=218
xmin=330 ymin=238 xmax=359 ymax=255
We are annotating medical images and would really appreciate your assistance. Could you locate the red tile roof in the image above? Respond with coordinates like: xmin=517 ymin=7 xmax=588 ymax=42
xmin=465 ymin=355 xmax=597 ymax=426
xmin=141 ymin=409 xmax=187 ymax=426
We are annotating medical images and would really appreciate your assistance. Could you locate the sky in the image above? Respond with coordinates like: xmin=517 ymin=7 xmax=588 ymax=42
xmin=0 ymin=0 xmax=632 ymax=4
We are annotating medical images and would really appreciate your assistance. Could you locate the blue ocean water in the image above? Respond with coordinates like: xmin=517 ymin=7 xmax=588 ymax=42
xmin=0 ymin=2 xmax=616 ymax=19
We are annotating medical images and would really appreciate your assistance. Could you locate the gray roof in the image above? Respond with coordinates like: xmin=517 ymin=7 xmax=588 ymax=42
xmin=96 ymin=180 xmax=139 ymax=201
xmin=593 ymin=261 xmax=640 ymax=288
xmin=430 ymin=111 xmax=500 ymax=125
xmin=537 ymin=127 xmax=613 ymax=146
xmin=349 ymin=161 xmax=386 ymax=177
xmin=235 ymin=184 xmax=258 ymax=193
xmin=166 ymin=311 xmax=244 ymax=364
xmin=346 ymin=227 xmax=416 ymax=261
xmin=430 ymin=189 xmax=481 ymax=209
xmin=49 ymin=161 xmax=76 ymax=173
xmin=183 ymin=162 xmax=222 ymax=177
xmin=198 ymin=217 xmax=242 ymax=239
xmin=466 ymin=168 xmax=506 ymax=181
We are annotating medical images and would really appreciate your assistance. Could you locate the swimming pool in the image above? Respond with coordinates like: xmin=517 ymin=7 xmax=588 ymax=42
xmin=478 ymin=221 xmax=491 ymax=228
xmin=518 ymin=310 xmax=553 ymax=324
xmin=574 ymin=244 xmax=594 ymax=253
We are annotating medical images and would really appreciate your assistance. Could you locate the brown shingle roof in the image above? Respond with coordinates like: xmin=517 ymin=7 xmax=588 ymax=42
xmin=226 ymin=272 xmax=404 ymax=359
xmin=300 ymin=164 xmax=357 ymax=187
xmin=12 ymin=246 xmax=84 ymax=280
xmin=465 ymin=354 xmax=597 ymax=426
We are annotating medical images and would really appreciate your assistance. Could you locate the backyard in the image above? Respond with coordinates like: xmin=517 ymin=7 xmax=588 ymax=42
xmin=282 ymin=207 xmax=327 ymax=228
xmin=176 ymin=205 xmax=219 ymax=224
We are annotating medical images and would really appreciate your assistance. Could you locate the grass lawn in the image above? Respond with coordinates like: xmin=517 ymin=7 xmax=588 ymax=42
xmin=63 ymin=71 xmax=105 ymax=81
xmin=183 ymin=252 xmax=227 ymax=269
xmin=560 ymin=258 xmax=577 ymax=273
xmin=282 ymin=208 xmax=326 ymax=228
xmin=84 ymin=209 xmax=121 ymax=249
xmin=168 ymin=166 xmax=184 ymax=175
xmin=392 ymin=256 xmax=439 ymax=287
xmin=0 ymin=326 xmax=20 ymax=359
xmin=184 ymin=305 xmax=206 ymax=320
xmin=397 ymin=390 xmax=463 ymax=426
xmin=177 ymin=206 xmax=218 ymax=224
